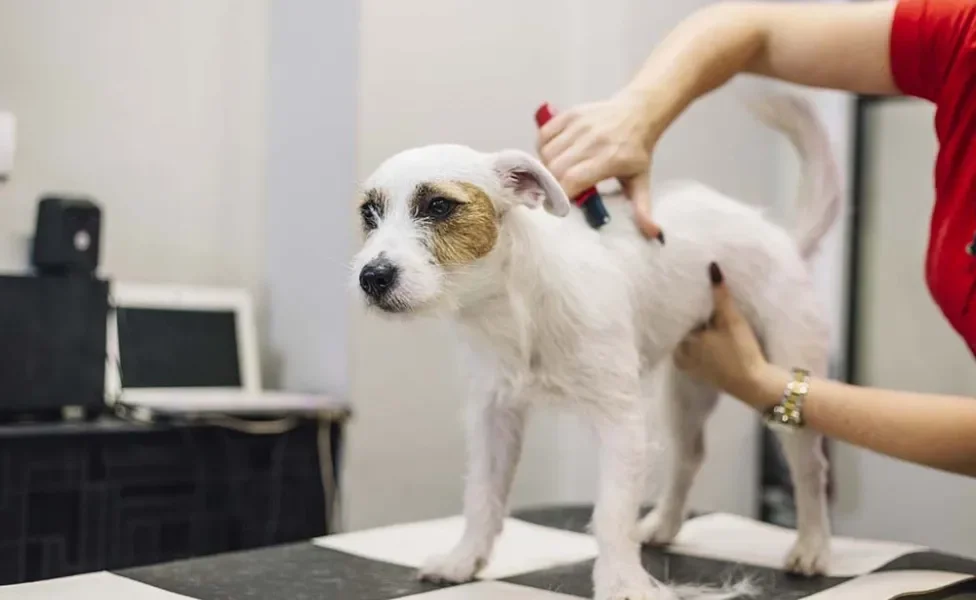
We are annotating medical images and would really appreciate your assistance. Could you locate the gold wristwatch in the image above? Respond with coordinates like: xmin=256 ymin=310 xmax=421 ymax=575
xmin=763 ymin=368 xmax=810 ymax=433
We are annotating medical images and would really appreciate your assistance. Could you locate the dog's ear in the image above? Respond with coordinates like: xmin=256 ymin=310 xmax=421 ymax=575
xmin=491 ymin=150 xmax=571 ymax=217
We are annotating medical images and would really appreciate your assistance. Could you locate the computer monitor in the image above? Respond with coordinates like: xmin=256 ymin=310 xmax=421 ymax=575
xmin=105 ymin=282 xmax=260 ymax=406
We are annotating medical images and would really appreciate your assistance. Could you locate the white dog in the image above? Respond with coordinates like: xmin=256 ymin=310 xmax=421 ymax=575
xmin=351 ymin=95 xmax=839 ymax=600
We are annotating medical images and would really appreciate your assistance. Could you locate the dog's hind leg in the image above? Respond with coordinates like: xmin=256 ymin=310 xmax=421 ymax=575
xmin=765 ymin=334 xmax=832 ymax=576
xmin=774 ymin=427 xmax=831 ymax=576
xmin=637 ymin=361 xmax=719 ymax=546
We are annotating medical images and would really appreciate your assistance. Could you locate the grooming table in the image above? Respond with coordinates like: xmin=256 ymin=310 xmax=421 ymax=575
xmin=3 ymin=506 xmax=974 ymax=600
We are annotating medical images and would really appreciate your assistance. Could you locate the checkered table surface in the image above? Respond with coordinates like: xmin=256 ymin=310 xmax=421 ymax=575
xmin=3 ymin=506 xmax=975 ymax=599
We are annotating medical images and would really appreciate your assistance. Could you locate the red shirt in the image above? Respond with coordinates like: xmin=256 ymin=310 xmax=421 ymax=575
xmin=890 ymin=0 xmax=976 ymax=357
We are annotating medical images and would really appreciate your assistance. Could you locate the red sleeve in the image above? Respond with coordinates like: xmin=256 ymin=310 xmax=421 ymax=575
xmin=889 ymin=0 xmax=976 ymax=102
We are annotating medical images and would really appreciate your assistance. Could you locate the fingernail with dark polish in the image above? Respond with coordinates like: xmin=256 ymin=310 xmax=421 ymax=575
xmin=656 ymin=230 xmax=666 ymax=245
xmin=709 ymin=262 xmax=723 ymax=285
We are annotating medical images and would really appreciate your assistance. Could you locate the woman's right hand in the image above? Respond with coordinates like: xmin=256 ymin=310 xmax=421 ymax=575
xmin=536 ymin=92 xmax=663 ymax=240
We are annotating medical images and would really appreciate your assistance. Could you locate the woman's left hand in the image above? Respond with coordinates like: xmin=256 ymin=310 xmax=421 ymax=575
xmin=674 ymin=263 xmax=785 ymax=409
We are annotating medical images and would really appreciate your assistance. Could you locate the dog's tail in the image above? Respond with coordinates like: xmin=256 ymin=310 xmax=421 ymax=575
xmin=749 ymin=93 xmax=842 ymax=261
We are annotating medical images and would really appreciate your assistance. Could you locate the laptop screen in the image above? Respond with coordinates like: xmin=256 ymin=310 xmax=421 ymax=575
xmin=115 ymin=307 xmax=241 ymax=388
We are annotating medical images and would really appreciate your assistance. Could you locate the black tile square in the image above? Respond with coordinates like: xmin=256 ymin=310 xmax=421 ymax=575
xmin=120 ymin=542 xmax=447 ymax=600
xmin=877 ymin=551 xmax=976 ymax=577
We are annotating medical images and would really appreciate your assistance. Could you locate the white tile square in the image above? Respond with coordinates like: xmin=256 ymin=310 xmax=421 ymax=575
xmin=396 ymin=581 xmax=584 ymax=600
xmin=0 ymin=572 xmax=194 ymax=599
xmin=314 ymin=516 xmax=599 ymax=579
xmin=802 ymin=570 xmax=972 ymax=599
xmin=668 ymin=513 xmax=925 ymax=577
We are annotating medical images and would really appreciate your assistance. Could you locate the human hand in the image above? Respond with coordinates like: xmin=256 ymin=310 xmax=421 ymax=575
xmin=536 ymin=94 xmax=662 ymax=240
xmin=674 ymin=263 xmax=786 ymax=409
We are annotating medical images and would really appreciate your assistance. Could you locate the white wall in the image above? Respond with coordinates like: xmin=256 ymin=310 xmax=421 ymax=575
xmin=0 ymin=0 xmax=268 ymax=299
xmin=345 ymin=0 xmax=787 ymax=530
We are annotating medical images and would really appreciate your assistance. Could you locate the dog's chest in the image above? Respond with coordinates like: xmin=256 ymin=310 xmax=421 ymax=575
xmin=458 ymin=306 xmax=548 ymax=368
xmin=455 ymin=291 xmax=629 ymax=404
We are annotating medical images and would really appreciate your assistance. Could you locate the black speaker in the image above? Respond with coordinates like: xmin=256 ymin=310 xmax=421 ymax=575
xmin=0 ymin=275 xmax=109 ymax=413
xmin=31 ymin=196 xmax=102 ymax=275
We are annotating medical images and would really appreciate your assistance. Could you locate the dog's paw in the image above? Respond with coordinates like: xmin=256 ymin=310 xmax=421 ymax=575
xmin=784 ymin=533 xmax=830 ymax=577
xmin=417 ymin=550 xmax=486 ymax=584
xmin=637 ymin=508 xmax=683 ymax=547
xmin=594 ymin=559 xmax=663 ymax=600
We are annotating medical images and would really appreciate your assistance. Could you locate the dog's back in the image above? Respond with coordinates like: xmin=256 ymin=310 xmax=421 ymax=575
xmin=581 ymin=95 xmax=841 ymax=366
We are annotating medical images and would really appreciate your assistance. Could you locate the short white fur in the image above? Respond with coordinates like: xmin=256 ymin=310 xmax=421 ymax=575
xmin=351 ymin=95 xmax=840 ymax=600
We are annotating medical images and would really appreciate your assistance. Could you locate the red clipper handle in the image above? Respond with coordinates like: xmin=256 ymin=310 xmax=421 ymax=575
xmin=534 ymin=103 xmax=599 ymax=207
xmin=534 ymin=103 xmax=610 ymax=229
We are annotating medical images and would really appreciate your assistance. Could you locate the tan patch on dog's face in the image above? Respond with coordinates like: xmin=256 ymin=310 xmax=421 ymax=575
xmin=412 ymin=181 xmax=498 ymax=266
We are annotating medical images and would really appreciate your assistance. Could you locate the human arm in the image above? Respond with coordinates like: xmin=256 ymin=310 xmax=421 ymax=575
xmin=675 ymin=264 xmax=976 ymax=478
xmin=621 ymin=0 xmax=899 ymax=128
xmin=753 ymin=364 xmax=976 ymax=478
xmin=537 ymin=1 xmax=898 ymax=238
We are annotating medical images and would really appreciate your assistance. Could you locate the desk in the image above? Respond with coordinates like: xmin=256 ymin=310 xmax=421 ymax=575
xmin=0 ymin=413 xmax=344 ymax=585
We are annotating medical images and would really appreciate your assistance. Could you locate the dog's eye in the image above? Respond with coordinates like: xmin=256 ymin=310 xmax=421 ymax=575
xmin=426 ymin=197 xmax=457 ymax=220
xmin=360 ymin=201 xmax=381 ymax=231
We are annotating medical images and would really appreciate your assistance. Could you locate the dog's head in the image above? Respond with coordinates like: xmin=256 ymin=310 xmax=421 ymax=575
xmin=351 ymin=144 xmax=570 ymax=315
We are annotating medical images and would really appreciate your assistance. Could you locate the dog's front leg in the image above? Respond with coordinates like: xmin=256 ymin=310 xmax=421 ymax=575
xmin=419 ymin=392 xmax=526 ymax=583
xmin=591 ymin=407 xmax=659 ymax=600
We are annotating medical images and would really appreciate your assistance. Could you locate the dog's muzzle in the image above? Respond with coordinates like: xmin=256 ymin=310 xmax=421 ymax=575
xmin=359 ymin=257 xmax=399 ymax=301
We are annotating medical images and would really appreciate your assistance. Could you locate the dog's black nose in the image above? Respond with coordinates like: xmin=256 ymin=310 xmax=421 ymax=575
xmin=359 ymin=258 xmax=399 ymax=299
